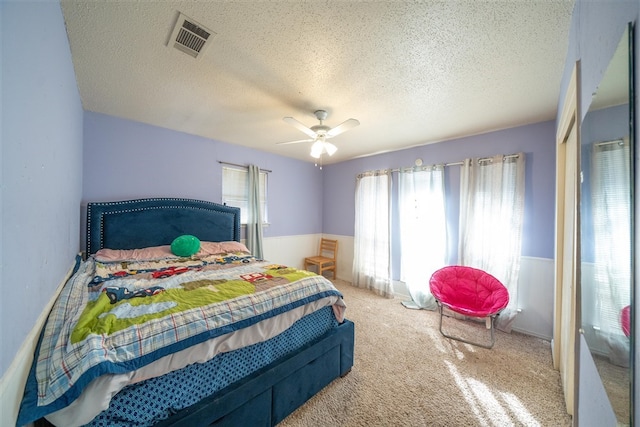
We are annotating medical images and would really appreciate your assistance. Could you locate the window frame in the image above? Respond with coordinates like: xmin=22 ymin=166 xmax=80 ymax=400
xmin=221 ymin=166 xmax=269 ymax=226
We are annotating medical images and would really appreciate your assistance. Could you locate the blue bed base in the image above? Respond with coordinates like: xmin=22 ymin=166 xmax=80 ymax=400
xmin=75 ymin=197 xmax=355 ymax=426
xmin=157 ymin=319 xmax=354 ymax=427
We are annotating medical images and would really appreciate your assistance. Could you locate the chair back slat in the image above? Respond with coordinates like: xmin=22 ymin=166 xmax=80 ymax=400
xmin=320 ymin=239 xmax=338 ymax=260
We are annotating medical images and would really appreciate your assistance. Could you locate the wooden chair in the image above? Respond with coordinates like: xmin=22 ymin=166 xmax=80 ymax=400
xmin=304 ymin=238 xmax=338 ymax=279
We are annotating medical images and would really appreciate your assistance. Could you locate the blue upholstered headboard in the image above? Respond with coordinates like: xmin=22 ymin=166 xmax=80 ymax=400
xmin=86 ymin=198 xmax=241 ymax=255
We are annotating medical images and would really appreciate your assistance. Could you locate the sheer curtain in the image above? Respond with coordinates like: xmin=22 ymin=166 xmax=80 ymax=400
xmin=459 ymin=154 xmax=525 ymax=332
xmin=247 ymin=164 xmax=264 ymax=259
xmin=352 ymin=170 xmax=393 ymax=298
xmin=590 ymin=142 xmax=631 ymax=366
xmin=398 ymin=166 xmax=447 ymax=310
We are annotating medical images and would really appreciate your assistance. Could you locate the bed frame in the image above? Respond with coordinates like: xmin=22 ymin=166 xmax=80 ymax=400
xmin=84 ymin=197 xmax=354 ymax=426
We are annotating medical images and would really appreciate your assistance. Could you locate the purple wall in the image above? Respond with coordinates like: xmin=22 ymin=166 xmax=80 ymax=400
xmin=1 ymin=2 xmax=84 ymax=376
xmin=83 ymin=114 xmax=559 ymax=281
xmin=323 ymin=120 xmax=557 ymax=262
xmin=83 ymin=112 xmax=324 ymax=239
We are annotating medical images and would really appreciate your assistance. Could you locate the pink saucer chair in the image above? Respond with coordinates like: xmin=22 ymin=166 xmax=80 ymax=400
xmin=621 ymin=305 xmax=631 ymax=337
xmin=429 ymin=265 xmax=510 ymax=349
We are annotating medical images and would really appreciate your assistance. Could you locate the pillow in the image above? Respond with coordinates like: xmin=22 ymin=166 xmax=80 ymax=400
xmin=95 ymin=245 xmax=174 ymax=262
xmin=171 ymin=235 xmax=201 ymax=257
xmin=94 ymin=240 xmax=250 ymax=262
xmin=199 ymin=241 xmax=250 ymax=256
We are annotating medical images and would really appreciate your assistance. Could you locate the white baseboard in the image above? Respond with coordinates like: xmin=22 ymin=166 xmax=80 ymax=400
xmin=512 ymin=326 xmax=553 ymax=340
xmin=392 ymin=280 xmax=410 ymax=300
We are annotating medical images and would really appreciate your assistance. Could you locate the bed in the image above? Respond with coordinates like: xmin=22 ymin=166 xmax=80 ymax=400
xmin=18 ymin=197 xmax=354 ymax=426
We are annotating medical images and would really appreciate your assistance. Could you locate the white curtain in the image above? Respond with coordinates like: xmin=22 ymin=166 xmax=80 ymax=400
xmin=589 ymin=142 xmax=631 ymax=366
xmin=352 ymin=170 xmax=393 ymax=298
xmin=247 ymin=164 xmax=264 ymax=259
xmin=398 ymin=165 xmax=447 ymax=310
xmin=459 ymin=153 xmax=525 ymax=332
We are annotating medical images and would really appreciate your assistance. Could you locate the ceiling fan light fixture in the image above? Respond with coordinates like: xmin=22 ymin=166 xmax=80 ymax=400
xmin=310 ymin=140 xmax=337 ymax=159
xmin=325 ymin=142 xmax=337 ymax=156
xmin=310 ymin=140 xmax=324 ymax=158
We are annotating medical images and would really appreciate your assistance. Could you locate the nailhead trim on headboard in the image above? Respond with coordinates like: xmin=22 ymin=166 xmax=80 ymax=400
xmin=86 ymin=198 xmax=241 ymax=254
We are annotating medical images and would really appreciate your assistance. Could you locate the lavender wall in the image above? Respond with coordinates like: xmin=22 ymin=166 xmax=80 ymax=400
xmin=322 ymin=120 xmax=557 ymax=270
xmin=83 ymin=112 xmax=324 ymax=240
xmin=1 ymin=2 xmax=83 ymax=376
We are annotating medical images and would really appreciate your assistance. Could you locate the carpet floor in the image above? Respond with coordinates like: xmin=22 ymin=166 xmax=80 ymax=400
xmin=278 ymin=280 xmax=572 ymax=427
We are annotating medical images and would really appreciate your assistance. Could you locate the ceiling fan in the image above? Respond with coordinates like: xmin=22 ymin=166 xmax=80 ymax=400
xmin=277 ymin=110 xmax=360 ymax=159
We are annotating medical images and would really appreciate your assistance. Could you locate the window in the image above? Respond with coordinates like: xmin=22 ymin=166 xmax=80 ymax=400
xmin=590 ymin=142 xmax=630 ymax=338
xmin=352 ymin=170 xmax=392 ymax=298
xmin=398 ymin=166 xmax=446 ymax=309
xmin=458 ymin=154 xmax=525 ymax=332
xmin=222 ymin=166 xmax=268 ymax=224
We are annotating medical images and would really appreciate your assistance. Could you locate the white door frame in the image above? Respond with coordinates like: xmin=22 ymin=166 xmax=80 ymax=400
xmin=554 ymin=61 xmax=581 ymax=419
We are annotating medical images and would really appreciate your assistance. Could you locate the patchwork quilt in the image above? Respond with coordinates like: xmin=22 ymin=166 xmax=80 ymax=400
xmin=19 ymin=251 xmax=345 ymax=424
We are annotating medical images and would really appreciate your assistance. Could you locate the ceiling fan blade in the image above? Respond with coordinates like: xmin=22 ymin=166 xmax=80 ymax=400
xmin=326 ymin=118 xmax=360 ymax=138
xmin=276 ymin=138 xmax=315 ymax=146
xmin=283 ymin=117 xmax=318 ymax=139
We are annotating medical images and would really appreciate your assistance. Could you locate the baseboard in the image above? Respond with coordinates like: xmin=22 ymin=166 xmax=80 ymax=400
xmin=511 ymin=326 xmax=552 ymax=341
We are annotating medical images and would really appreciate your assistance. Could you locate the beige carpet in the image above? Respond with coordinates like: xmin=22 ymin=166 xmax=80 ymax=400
xmin=279 ymin=280 xmax=572 ymax=427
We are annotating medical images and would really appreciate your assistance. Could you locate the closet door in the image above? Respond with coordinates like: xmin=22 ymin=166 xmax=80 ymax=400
xmin=554 ymin=62 xmax=580 ymax=417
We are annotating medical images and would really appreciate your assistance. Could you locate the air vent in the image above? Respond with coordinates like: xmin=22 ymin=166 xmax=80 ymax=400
xmin=169 ymin=13 xmax=215 ymax=59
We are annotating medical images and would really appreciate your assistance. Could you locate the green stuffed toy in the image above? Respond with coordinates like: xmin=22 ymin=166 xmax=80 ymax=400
xmin=171 ymin=234 xmax=201 ymax=257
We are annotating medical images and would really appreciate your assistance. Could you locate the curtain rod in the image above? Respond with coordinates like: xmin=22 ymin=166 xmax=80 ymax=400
xmin=595 ymin=138 xmax=625 ymax=147
xmin=388 ymin=153 xmax=520 ymax=173
xmin=218 ymin=161 xmax=272 ymax=173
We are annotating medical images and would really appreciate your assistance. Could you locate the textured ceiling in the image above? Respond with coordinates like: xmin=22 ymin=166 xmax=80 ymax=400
xmin=60 ymin=0 xmax=575 ymax=165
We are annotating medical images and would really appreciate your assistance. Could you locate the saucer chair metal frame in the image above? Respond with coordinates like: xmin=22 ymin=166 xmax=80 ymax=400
xmin=429 ymin=265 xmax=510 ymax=349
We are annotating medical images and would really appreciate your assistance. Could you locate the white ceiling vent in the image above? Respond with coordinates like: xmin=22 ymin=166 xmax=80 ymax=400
xmin=169 ymin=13 xmax=215 ymax=59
